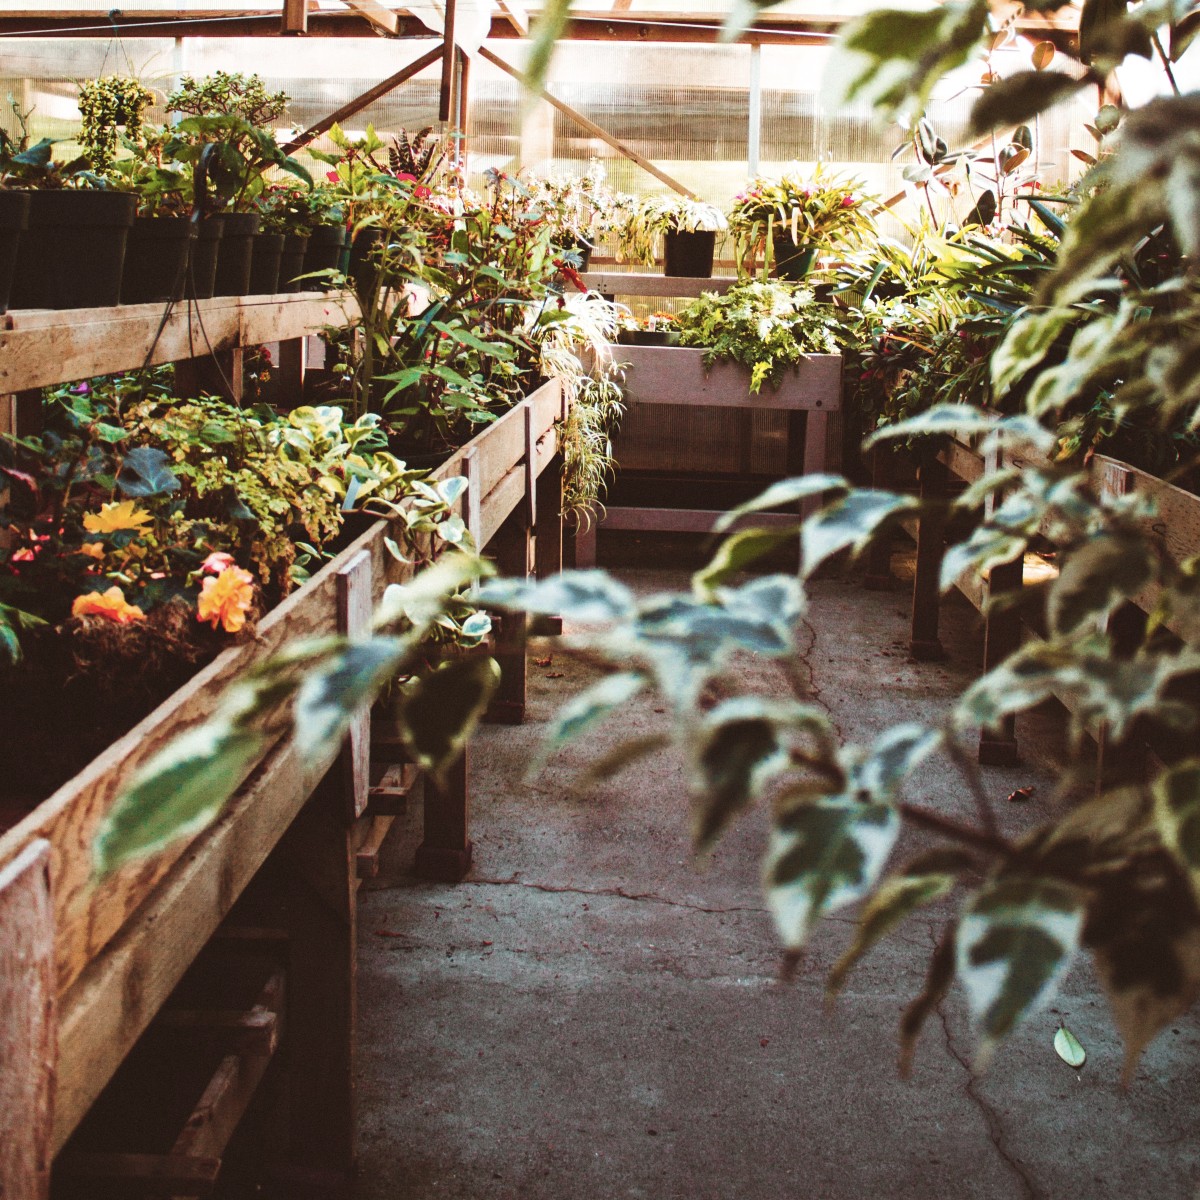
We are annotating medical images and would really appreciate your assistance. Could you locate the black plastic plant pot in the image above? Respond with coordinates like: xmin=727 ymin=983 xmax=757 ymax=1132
xmin=120 ymin=216 xmax=197 ymax=304
xmin=213 ymin=212 xmax=261 ymax=297
xmin=771 ymin=231 xmax=817 ymax=282
xmin=279 ymin=232 xmax=310 ymax=292
xmin=617 ymin=328 xmax=680 ymax=346
xmin=188 ymin=215 xmax=225 ymax=300
xmin=0 ymin=191 xmax=31 ymax=315
xmin=11 ymin=190 xmax=136 ymax=310
xmin=663 ymin=229 xmax=716 ymax=278
xmin=304 ymin=223 xmax=347 ymax=289
xmin=349 ymin=226 xmax=389 ymax=301
xmin=249 ymin=231 xmax=284 ymax=295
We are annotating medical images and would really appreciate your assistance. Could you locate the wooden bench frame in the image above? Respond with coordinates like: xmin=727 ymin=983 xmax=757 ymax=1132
xmin=0 ymin=292 xmax=570 ymax=1197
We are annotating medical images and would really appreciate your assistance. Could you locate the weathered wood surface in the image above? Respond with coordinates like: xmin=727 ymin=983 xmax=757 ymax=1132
xmin=337 ymin=550 xmax=374 ymax=822
xmin=0 ymin=839 xmax=55 ymax=1200
xmin=617 ymin=345 xmax=842 ymax=412
xmin=0 ymin=292 xmax=360 ymax=394
xmin=580 ymin=272 xmax=739 ymax=298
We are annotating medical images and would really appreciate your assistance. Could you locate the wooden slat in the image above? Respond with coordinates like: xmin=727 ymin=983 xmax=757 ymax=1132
xmin=337 ymin=549 xmax=374 ymax=821
xmin=618 ymin=346 xmax=842 ymax=411
xmin=0 ymin=839 xmax=55 ymax=1200
xmin=938 ymin=436 xmax=986 ymax=484
xmin=476 ymin=399 xmax=530 ymax=499
xmin=600 ymin=506 xmax=799 ymax=534
xmin=355 ymin=815 xmax=396 ymax=880
xmin=54 ymin=1153 xmax=221 ymax=1195
xmin=479 ymin=463 xmax=528 ymax=548
xmin=580 ymin=272 xmax=738 ymax=297
xmin=0 ymin=293 xmax=359 ymax=395
xmin=368 ymin=763 xmax=420 ymax=817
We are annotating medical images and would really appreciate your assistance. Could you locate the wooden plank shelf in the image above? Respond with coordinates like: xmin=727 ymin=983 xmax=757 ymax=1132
xmin=0 ymin=285 xmax=571 ymax=1196
xmin=580 ymin=271 xmax=739 ymax=298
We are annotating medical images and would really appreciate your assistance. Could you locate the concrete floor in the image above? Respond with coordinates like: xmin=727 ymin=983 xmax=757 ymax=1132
xmin=355 ymin=562 xmax=1200 ymax=1200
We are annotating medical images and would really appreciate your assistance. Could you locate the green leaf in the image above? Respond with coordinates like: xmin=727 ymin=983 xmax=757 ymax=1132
xmin=432 ymin=320 xmax=516 ymax=360
xmin=117 ymin=446 xmax=181 ymax=498
xmin=712 ymin=474 xmax=847 ymax=534
xmin=522 ymin=0 xmax=574 ymax=99
xmin=766 ymin=796 xmax=900 ymax=950
xmin=476 ymin=570 xmax=637 ymax=623
xmin=1054 ymin=1025 xmax=1086 ymax=1068
xmin=375 ymin=552 xmax=489 ymax=633
xmin=969 ymin=71 xmax=1086 ymax=136
xmin=941 ymin=527 xmax=1027 ymax=594
xmin=990 ymin=307 xmax=1076 ymax=398
xmin=397 ymin=655 xmax=502 ymax=784
xmin=852 ymin=724 xmax=943 ymax=799
xmin=1154 ymin=760 xmax=1200 ymax=902
xmin=828 ymin=872 xmax=956 ymax=1000
xmin=957 ymin=874 xmax=1084 ymax=1061
xmin=94 ymin=724 xmax=268 ymax=876
xmin=1049 ymin=534 xmax=1155 ymax=635
xmin=801 ymin=490 xmax=917 ymax=579
xmin=535 ymin=671 xmax=647 ymax=770
xmin=693 ymin=524 xmax=801 ymax=596
xmin=864 ymin=403 xmax=994 ymax=447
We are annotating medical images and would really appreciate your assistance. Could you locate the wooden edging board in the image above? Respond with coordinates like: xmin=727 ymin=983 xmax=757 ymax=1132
xmin=0 ymin=375 xmax=565 ymax=1153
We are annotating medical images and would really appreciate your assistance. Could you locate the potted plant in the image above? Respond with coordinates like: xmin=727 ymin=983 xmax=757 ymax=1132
xmin=527 ymin=160 xmax=629 ymax=271
xmin=256 ymin=183 xmax=344 ymax=292
xmin=729 ymin=163 xmax=875 ymax=280
xmin=618 ymin=195 xmax=727 ymax=277
xmin=1 ymin=100 xmax=136 ymax=310
xmin=165 ymin=72 xmax=312 ymax=297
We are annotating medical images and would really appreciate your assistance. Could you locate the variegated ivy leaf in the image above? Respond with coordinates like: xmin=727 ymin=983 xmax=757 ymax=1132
xmin=957 ymin=875 xmax=1084 ymax=1062
xmin=849 ymin=723 xmax=943 ymax=799
xmin=375 ymin=552 xmax=490 ymax=633
xmin=801 ymin=490 xmax=918 ymax=579
xmin=1048 ymin=533 xmax=1156 ymax=635
xmin=990 ymin=306 xmax=1079 ymax=399
xmin=1154 ymin=760 xmax=1200 ymax=901
xmin=940 ymin=526 xmax=1027 ymax=594
xmin=1026 ymin=309 xmax=1133 ymax=418
xmin=691 ymin=697 xmax=831 ymax=853
xmin=1085 ymin=849 xmax=1200 ymax=1082
xmin=693 ymin=525 xmax=801 ymax=596
xmin=475 ymin=570 xmax=637 ymax=624
xmin=765 ymin=796 xmax=900 ymax=950
xmin=712 ymin=473 xmax=847 ymax=534
xmin=534 ymin=670 xmax=648 ymax=774
xmin=827 ymin=871 xmax=957 ymax=1000
xmin=864 ymin=403 xmax=995 ymax=448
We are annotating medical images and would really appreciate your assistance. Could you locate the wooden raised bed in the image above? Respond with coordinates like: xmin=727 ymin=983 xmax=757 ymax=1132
xmin=0 ymin=290 xmax=569 ymax=1197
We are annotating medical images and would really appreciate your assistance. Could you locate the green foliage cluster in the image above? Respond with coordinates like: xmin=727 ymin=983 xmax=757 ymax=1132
xmin=673 ymin=279 xmax=842 ymax=392
xmin=77 ymin=76 xmax=156 ymax=172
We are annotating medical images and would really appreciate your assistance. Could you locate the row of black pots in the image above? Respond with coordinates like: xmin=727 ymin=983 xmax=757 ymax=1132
xmin=0 ymin=190 xmax=354 ymax=314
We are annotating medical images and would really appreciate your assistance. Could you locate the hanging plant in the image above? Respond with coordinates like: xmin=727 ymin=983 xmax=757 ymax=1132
xmin=77 ymin=76 xmax=155 ymax=170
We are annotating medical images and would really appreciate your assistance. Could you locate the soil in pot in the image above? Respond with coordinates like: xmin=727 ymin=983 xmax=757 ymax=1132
xmin=188 ymin=215 xmax=225 ymax=300
xmin=279 ymin=232 xmax=310 ymax=292
xmin=213 ymin=212 xmax=261 ymax=296
xmin=121 ymin=216 xmax=197 ymax=304
xmin=663 ymin=229 xmax=716 ymax=278
xmin=248 ymin=230 xmax=284 ymax=295
xmin=770 ymin=231 xmax=818 ymax=281
xmin=11 ymin=190 xmax=137 ymax=310
xmin=303 ymin=224 xmax=347 ymax=289
xmin=0 ymin=191 xmax=30 ymax=314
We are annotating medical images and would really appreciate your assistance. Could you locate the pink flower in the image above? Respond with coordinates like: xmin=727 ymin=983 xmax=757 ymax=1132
xmin=326 ymin=170 xmax=340 ymax=183
xmin=201 ymin=551 xmax=235 ymax=575
xmin=840 ymin=195 xmax=857 ymax=208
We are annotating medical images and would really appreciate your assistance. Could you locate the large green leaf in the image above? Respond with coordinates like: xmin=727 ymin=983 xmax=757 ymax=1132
xmin=969 ymin=71 xmax=1086 ymax=135
xmin=801 ymin=490 xmax=917 ymax=579
xmin=765 ymin=796 xmax=900 ymax=949
xmin=940 ymin=527 xmax=1026 ymax=593
xmin=990 ymin=307 xmax=1079 ymax=398
xmin=712 ymin=474 xmax=847 ymax=533
xmin=375 ymin=552 xmax=490 ymax=634
xmin=397 ymin=654 xmax=502 ymax=783
xmin=693 ymin=525 xmax=801 ymax=596
xmin=94 ymin=724 xmax=269 ymax=876
xmin=957 ymin=874 xmax=1084 ymax=1060
xmin=1048 ymin=533 xmax=1155 ymax=635
xmin=851 ymin=724 xmax=943 ymax=799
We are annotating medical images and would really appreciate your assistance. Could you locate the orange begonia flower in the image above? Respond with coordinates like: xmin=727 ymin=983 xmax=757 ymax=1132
xmin=72 ymin=586 xmax=146 ymax=624
xmin=79 ymin=542 xmax=106 ymax=559
xmin=83 ymin=500 xmax=153 ymax=535
xmin=197 ymin=565 xmax=255 ymax=633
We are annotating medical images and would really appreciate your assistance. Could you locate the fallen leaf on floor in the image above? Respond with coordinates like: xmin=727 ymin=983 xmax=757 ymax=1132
xmin=535 ymin=655 xmax=553 ymax=667
xmin=1054 ymin=1025 xmax=1086 ymax=1068
xmin=760 ymin=1038 xmax=770 ymax=1048
xmin=1007 ymin=786 xmax=1036 ymax=803
xmin=545 ymin=671 xmax=565 ymax=678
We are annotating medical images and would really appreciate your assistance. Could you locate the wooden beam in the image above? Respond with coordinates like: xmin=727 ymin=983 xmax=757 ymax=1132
xmin=341 ymin=0 xmax=399 ymax=35
xmin=282 ymin=43 xmax=445 ymax=153
xmin=281 ymin=0 xmax=310 ymax=35
xmin=478 ymin=46 xmax=697 ymax=199
xmin=440 ymin=0 xmax=458 ymax=123
xmin=496 ymin=0 xmax=529 ymax=35
xmin=456 ymin=46 xmax=471 ymax=163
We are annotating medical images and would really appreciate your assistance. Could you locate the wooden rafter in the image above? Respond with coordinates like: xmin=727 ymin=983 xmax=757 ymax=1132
xmin=341 ymin=0 xmax=400 ymax=35
xmin=479 ymin=44 xmax=696 ymax=198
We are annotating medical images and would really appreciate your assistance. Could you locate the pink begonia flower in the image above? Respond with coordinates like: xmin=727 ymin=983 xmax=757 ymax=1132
xmin=841 ymin=195 xmax=857 ymax=208
xmin=201 ymin=551 xmax=236 ymax=575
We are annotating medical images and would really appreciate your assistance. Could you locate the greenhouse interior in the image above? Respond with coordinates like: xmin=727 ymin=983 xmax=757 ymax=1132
xmin=3 ymin=1 xmax=1200 ymax=1197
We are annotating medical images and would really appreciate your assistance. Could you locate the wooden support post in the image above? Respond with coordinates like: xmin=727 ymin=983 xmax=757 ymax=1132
xmin=337 ymin=549 xmax=373 ymax=822
xmin=277 ymin=337 xmax=308 ymax=409
xmin=283 ymin=45 xmax=445 ymax=153
xmin=415 ymin=748 xmax=472 ymax=881
xmin=270 ymin=772 xmax=357 ymax=1192
xmin=0 ymin=839 xmax=55 ymax=1200
xmin=455 ymin=47 xmax=471 ymax=164
xmin=535 ymin=453 xmax=564 ymax=582
xmin=175 ymin=348 xmax=243 ymax=403
xmin=571 ymin=508 xmax=598 ymax=568
xmin=910 ymin=454 xmax=947 ymax=661
xmin=486 ymin=516 xmax=532 ymax=725
xmin=281 ymin=0 xmax=309 ymax=34
xmin=13 ymin=387 xmax=42 ymax=437
xmin=978 ymin=553 xmax=1024 ymax=767
xmin=800 ymin=408 xmax=830 ymax=521
xmin=439 ymin=0 xmax=458 ymax=123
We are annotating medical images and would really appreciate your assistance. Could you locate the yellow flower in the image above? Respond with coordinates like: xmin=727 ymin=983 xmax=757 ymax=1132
xmin=72 ymin=586 xmax=146 ymax=624
xmin=78 ymin=542 xmax=106 ymax=560
xmin=83 ymin=500 xmax=153 ymax=535
xmin=197 ymin=565 xmax=255 ymax=634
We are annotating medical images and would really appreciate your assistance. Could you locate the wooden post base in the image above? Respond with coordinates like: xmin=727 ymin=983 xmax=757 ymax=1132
xmin=414 ymin=750 xmax=471 ymax=881
xmin=909 ymin=638 xmax=946 ymax=662
xmin=979 ymin=730 xmax=1020 ymax=767
xmin=414 ymin=841 xmax=474 ymax=882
